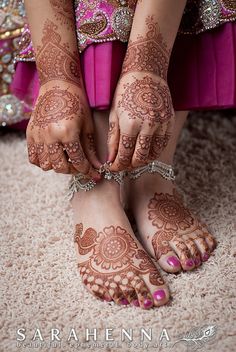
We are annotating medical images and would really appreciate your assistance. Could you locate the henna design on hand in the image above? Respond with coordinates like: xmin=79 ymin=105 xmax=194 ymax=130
xmin=149 ymin=132 xmax=171 ymax=160
xmin=86 ymin=133 xmax=96 ymax=153
xmin=118 ymin=76 xmax=173 ymax=126
xmin=27 ymin=143 xmax=39 ymax=166
xmin=118 ymin=134 xmax=136 ymax=167
xmin=134 ymin=134 xmax=152 ymax=163
xmin=107 ymin=122 xmax=116 ymax=143
xmin=36 ymin=20 xmax=81 ymax=86
xmin=32 ymin=87 xmax=81 ymax=129
xmin=74 ymin=224 xmax=164 ymax=303
xmin=36 ymin=143 xmax=51 ymax=171
xmin=122 ymin=16 xmax=170 ymax=80
xmin=148 ymin=190 xmax=216 ymax=260
xmin=48 ymin=142 xmax=66 ymax=171
xmin=49 ymin=0 xmax=75 ymax=29
xmin=63 ymin=141 xmax=85 ymax=165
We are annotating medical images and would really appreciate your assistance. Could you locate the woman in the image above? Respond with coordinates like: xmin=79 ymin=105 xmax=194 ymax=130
xmin=13 ymin=0 xmax=235 ymax=309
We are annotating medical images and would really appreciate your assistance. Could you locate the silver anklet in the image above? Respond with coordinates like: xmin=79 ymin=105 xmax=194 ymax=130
xmin=67 ymin=163 xmax=124 ymax=200
xmin=129 ymin=160 xmax=175 ymax=181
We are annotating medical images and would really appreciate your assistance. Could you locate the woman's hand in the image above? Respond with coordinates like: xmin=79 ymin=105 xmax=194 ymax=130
xmin=107 ymin=71 xmax=175 ymax=171
xmin=26 ymin=81 xmax=101 ymax=179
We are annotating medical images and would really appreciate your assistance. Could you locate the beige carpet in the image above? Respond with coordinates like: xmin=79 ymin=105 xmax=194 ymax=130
xmin=0 ymin=111 xmax=236 ymax=352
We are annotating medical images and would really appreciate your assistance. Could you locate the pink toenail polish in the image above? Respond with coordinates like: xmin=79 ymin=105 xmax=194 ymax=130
xmin=194 ymin=257 xmax=201 ymax=266
xmin=186 ymin=259 xmax=194 ymax=267
xmin=202 ymin=253 xmax=209 ymax=261
xmin=153 ymin=289 xmax=166 ymax=301
xmin=104 ymin=296 xmax=112 ymax=302
xmin=120 ymin=298 xmax=129 ymax=305
xmin=167 ymin=256 xmax=180 ymax=267
xmin=132 ymin=300 xmax=140 ymax=307
xmin=143 ymin=299 xmax=153 ymax=308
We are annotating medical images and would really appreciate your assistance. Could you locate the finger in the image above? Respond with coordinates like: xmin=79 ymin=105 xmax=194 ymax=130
xmin=36 ymin=143 xmax=52 ymax=171
xmin=81 ymin=132 xmax=102 ymax=170
xmin=107 ymin=111 xmax=119 ymax=163
xmin=27 ymin=141 xmax=40 ymax=167
xmin=149 ymin=124 xmax=167 ymax=161
xmin=132 ymin=133 xmax=152 ymax=168
xmin=63 ymin=140 xmax=100 ymax=180
xmin=110 ymin=132 xmax=137 ymax=171
xmin=47 ymin=142 xmax=76 ymax=174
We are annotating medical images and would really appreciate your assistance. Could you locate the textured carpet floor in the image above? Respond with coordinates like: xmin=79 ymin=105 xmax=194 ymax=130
xmin=0 ymin=111 xmax=236 ymax=352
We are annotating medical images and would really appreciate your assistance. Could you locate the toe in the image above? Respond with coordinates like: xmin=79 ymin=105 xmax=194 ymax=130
xmin=184 ymin=237 xmax=202 ymax=267
xmin=158 ymin=251 xmax=182 ymax=273
xmin=170 ymin=238 xmax=195 ymax=271
xmin=192 ymin=235 xmax=211 ymax=262
xmin=107 ymin=282 xmax=126 ymax=306
xmin=202 ymin=230 xmax=217 ymax=252
xmin=133 ymin=278 xmax=154 ymax=310
xmin=119 ymin=284 xmax=139 ymax=307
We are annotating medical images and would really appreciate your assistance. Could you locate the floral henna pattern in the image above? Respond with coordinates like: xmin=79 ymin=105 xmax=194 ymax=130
xmin=36 ymin=20 xmax=81 ymax=86
xmin=135 ymin=135 xmax=152 ymax=163
xmin=74 ymin=224 xmax=164 ymax=302
xmin=118 ymin=76 xmax=173 ymax=126
xmin=36 ymin=143 xmax=51 ymax=171
xmin=27 ymin=143 xmax=38 ymax=165
xmin=63 ymin=141 xmax=85 ymax=165
xmin=149 ymin=132 xmax=171 ymax=159
xmin=118 ymin=134 xmax=136 ymax=166
xmin=32 ymin=87 xmax=81 ymax=129
xmin=48 ymin=142 xmax=65 ymax=171
xmin=148 ymin=191 xmax=194 ymax=232
xmin=122 ymin=16 xmax=170 ymax=80
xmin=148 ymin=191 xmax=216 ymax=261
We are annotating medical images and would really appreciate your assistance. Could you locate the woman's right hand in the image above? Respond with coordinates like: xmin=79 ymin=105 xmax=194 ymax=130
xmin=26 ymin=81 xmax=101 ymax=179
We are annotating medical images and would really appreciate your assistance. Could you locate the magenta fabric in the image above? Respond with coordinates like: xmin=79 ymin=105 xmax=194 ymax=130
xmin=80 ymin=41 xmax=127 ymax=110
xmin=168 ymin=22 xmax=236 ymax=110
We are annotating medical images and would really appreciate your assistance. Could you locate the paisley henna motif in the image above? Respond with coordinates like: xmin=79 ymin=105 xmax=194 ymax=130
xmin=122 ymin=16 xmax=170 ymax=80
xmin=36 ymin=20 xmax=81 ymax=86
xmin=118 ymin=76 xmax=173 ymax=126
xmin=74 ymin=224 xmax=165 ymax=303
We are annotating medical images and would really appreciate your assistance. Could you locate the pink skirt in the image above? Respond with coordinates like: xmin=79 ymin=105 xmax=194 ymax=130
xmin=10 ymin=22 xmax=236 ymax=130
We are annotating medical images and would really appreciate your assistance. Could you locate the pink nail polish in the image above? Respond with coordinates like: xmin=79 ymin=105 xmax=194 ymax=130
xmin=104 ymin=296 xmax=112 ymax=302
xmin=143 ymin=299 xmax=153 ymax=308
xmin=132 ymin=300 xmax=140 ymax=307
xmin=153 ymin=289 xmax=166 ymax=301
xmin=92 ymin=176 xmax=102 ymax=183
xmin=194 ymin=257 xmax=201 ymax=266
xmin=167 ymin=256 xmax=180 ymax=267
xmin=202 ymin=253 xmax=209 ymax=261
xmin=120 ymin=298 xmax=129 ymax=305
xmin=186 ymin=259 xmax=194 ymax=267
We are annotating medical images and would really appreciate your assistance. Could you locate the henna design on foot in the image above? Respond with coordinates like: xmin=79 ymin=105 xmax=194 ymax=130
xmin=122 ymin=16 xmax=170 ymax=80
xmin=74 ymin=224 xmax=165 ymax=307
xmin=147 ymin=190 xmax=216 ymax=267
xmin=36 ymin=20 xmax=81 ymax=86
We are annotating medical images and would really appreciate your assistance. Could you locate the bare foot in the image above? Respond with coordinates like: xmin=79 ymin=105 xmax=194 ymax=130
xmin=71 ymin=179 xmax=170 ymax=309
xmin=126 ymin=173 xmax=217 ymax=273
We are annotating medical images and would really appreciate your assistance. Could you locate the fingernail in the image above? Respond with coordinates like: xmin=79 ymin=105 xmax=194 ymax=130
xmin=143 ymin=299 xmax=153 ymax=308
xmin=202 ymin=253 xmax=209 ymax=261
xmin=120 ymin=298 xmax=129 ymax=305
xmin=153 ymin=289 xmax=166 ymax=301
xmin=167 ymin=256 xmax=180 ymax=267
xmin=186 ymin=259 xmax=194 ymax=267
xmin=194 ymin=257 xmax=201 ymax=266
xmin=132 ymin=299 xmax=140 ymax=307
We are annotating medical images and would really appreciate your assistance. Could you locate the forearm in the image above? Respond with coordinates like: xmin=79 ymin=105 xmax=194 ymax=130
xmin=122 ymin=0 xmax=187 ymax=79
xmin=24 ymin=0 xmax=81 ymax=87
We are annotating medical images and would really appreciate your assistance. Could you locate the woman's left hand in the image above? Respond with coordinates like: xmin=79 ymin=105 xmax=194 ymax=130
xmin=107 ymin=71 xmax=175 ymax=171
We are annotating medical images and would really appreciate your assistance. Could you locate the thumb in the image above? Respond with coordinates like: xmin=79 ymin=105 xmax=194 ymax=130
xmin=107 ymin=110 xmax=119 ymax=163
